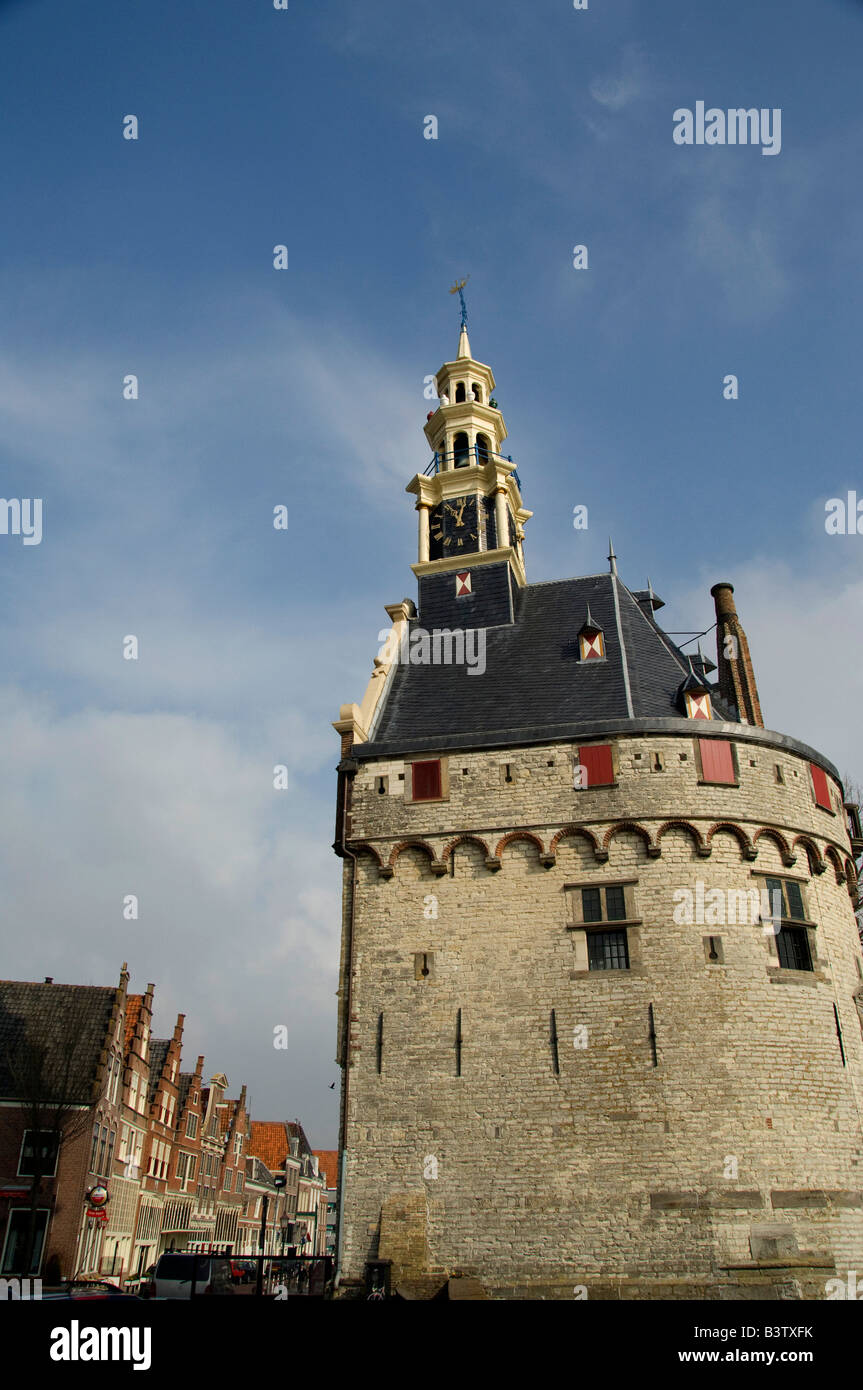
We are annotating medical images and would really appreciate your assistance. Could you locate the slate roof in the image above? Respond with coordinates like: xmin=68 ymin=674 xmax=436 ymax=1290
xmin=363 ymin=571 xmax=736 ymax=755
xmin=177 ymin=1072 xmax=194 ymax=1113
xmin=147 ymin=1039 xmax=170 ymax=1103
xmin=245 ymin=1155 xmax=278 ymax=1189
xmin=0 ymin=980 xmax=116 ymax=1104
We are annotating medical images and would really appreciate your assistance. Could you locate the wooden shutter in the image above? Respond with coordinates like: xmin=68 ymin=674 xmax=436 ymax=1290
xmin=411 ymin=760 xmax=442 ymax=801
xmin=699 ymin=739 xmax=736 ymax=784
xmin=577 ymin=744 xmax=614 ymax=787
xmin=810 ymin=763 xmax=832 ymax=811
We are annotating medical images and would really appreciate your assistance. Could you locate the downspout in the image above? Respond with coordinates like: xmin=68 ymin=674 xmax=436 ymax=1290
xmin=333 ymin=755 xmax=358 ymax=1287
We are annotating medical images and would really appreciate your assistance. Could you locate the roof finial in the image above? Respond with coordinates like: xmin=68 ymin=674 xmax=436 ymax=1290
xmin=450 ymin=276 xmax=471 ymax=358
xmin=608 ymin=537 xmax=618 ymax=576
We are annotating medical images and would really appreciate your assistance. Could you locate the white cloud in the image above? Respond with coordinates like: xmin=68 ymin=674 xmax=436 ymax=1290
xmin=589 ymin=44 xmax=649 ymax=112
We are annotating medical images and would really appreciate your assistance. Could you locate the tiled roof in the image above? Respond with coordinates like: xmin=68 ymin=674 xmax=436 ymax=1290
xmin=0 ymin=980 xmax=116 ymax=1104
xmin=362 ymin=570 xmax=735 ymax=754
xmin=248 ymin=1121 xmax=290 ymax=1170
xmin=313 ymin=1150 xmax=338 ymax=1189
xmin=124 ymin=995 xmax=142 ymax=1054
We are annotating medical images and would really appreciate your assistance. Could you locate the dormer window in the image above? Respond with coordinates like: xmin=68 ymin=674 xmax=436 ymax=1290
xmin=578 ymin=605 xmax=605 ymax=661
xmin=679 ymin=661 xmax=712 ymax=719
xmin=580 ymin=630 xmax=604 ymax=660
xmin=685 ymin=691 xmax=712 ymax=720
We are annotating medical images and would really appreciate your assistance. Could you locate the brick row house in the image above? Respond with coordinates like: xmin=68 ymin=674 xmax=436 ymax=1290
xmin=0 ymin=965 xmax=328 ymax=1283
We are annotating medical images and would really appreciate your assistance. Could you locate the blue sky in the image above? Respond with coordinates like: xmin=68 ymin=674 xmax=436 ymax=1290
xmin=1 ymin=0 xmax=862 ymax=1146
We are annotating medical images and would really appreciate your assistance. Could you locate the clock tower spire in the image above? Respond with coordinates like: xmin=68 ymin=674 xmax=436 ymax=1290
xmin=406 ymin=309 xmax=531 ymax=594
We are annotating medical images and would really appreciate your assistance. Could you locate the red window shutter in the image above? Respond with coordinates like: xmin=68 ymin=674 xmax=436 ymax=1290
xmin=411 ymin=760 xmax=442 ymax=801
xmin=699 ymin=739 xmax=736 ymax=784
xmin=810 ymin=763 xmax=832 ymax=811
xmin=577 ymin=744 xmax=614 ymax=787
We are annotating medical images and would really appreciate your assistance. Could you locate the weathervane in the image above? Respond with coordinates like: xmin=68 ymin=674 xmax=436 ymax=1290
xmin=449 ymin=275 xmax=470 ymax=329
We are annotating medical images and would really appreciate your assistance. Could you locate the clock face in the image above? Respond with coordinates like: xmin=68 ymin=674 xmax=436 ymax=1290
xmin=430 ymin=494 xmax=479 ymax=559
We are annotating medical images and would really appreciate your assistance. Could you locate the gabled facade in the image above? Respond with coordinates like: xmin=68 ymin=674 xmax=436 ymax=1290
xmin=333 ymin=324 xmax=863 ymax=1299
xmin=0 ymin=967 xmax=127 ymax=1279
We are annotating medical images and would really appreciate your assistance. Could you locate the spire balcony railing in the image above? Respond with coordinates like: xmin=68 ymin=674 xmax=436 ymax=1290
xmin=423 ymin=445 xmax=521 ymax=489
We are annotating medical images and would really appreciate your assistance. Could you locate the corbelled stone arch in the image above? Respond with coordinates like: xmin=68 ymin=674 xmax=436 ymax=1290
xmin=442 ymin=834 xmax=491 ymax=864
xmin=845 ymin=859 xmax=859 ymax=906
xmin=386 ymin=839 xmax=445 ymax=879
xmin=707 ymin=822 xmax=757 ymax=861
xmin=791 ymin=835 xmax=826 ymax=876
xmin=550 ymin=825 xmax=600 ymax=858
xmin=753 ymin=827 xmax=796 ymax=868
xmin=602 ymin=821 xmax=657 ymax=860
xmin=351 ymin=841 xmax=383 ymax=869
xmin=656 ymin=819 xmax=710 ymax=858
xmin=824 ymin=845 xmax=846 ymax=883
xmin=493 ymin=831 xmax=545 ymax=868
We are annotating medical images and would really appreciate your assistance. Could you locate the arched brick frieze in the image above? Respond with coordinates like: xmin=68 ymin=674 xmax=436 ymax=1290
xmin=753 ymin=827 xmax=796 ymax=868
xmin=602 ymin=821 xmax=657 ymax=858
xmin=656 ymin=819 xmax=710 ymax=857
xmin=791 ymin=835 xmax=826 ymax=875
xmin=442 ymin=834 xmax=491 ymax=864
xmin=493 ymin=830 xmax=545 ymax=863
xmin=706 ymin=822 xmax=756 ymax=861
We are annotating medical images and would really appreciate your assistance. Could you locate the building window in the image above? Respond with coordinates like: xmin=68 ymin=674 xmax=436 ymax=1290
xmin=576 ymin=744 xmax=614 ymax=788
xmin=1 ymin=1209 xmax=49 ymax=1275
xmin=776 ymin=927 xmax=813 ymax=972
xmin=581 ymin=885 xmax=627 ymax=923
xmin=685 ymin=691 xmax=712 ymax=720
xmin=410 ymin=759 xmax=443 ymax=801
xmin=762 ymin=876 xmax=807 ymax=924
xmin=697 ymin=738 xmax=737 ymax=785
xmin=579 ymin=630 xmax=605 ymax=661
xmin=17 ymin=1130 xmax=59 ymax=1179
xmin=587 ymin=930 xmax=630 ymax=971
xmin=176 ymin=1152 xmax=188 ymax=1182
xmin=186 ymin=1113 xmax=198 ymax=1140
xmin=810 ymin=763 xmax=833 ymax=812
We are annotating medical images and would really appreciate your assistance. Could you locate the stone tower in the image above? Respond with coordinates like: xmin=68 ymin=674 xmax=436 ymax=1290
xmin=332 ymin=326 xmax=863 ymax=1299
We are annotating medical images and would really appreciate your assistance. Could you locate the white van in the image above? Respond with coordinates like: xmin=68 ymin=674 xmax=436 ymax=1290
xmin=152 ymin=1252 xmax=235 ymax=1299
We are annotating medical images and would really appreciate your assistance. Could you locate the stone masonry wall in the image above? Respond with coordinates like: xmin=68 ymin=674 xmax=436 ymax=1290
xmin=338 ymin=730 xmax=863 ymax=1297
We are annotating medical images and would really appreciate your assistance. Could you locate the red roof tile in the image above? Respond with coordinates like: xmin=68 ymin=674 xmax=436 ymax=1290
xmin=124 ymin=995 xmax=142 ymax=1054
xmin=248 ymin=1121 xmax=290 ymax=1171
xmin=313 ymin=1150 xmax=338 ymax=1189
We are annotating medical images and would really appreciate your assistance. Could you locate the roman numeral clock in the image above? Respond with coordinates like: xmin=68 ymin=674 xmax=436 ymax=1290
xmin=429 ymin=495 xmax=480 ymax=558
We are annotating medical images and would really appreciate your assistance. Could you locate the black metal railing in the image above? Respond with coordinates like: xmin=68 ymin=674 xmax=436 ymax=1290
xmin=424 ymin=445 xmax=521 ymax=488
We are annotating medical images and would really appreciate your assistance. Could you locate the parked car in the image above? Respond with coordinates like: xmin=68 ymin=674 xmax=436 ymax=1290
xmin=41 ymin=1280 xmax=140 ymax=1300
xmin=152 ymin=1252 xmax=234 ymax=1299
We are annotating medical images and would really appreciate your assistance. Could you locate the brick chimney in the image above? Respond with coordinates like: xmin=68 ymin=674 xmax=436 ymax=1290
xmin=711 ymin=582 xmax=764 ymax=728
